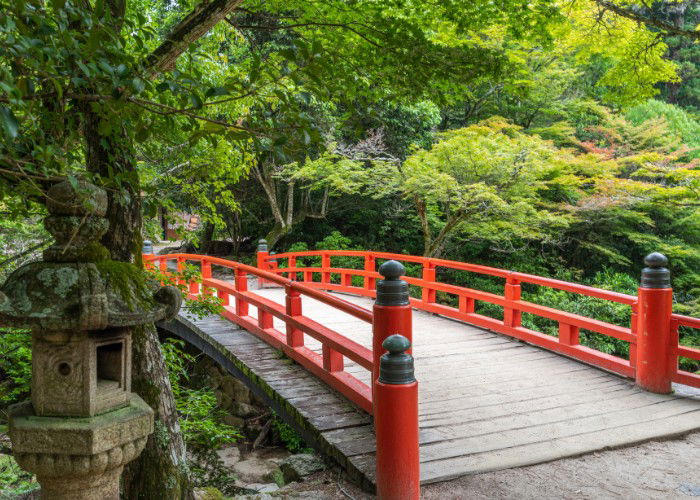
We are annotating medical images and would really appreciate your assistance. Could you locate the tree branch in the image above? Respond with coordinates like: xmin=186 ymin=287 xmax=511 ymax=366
xmin=593 ymin=0 xmax=700 ymax=40
xmin=146 ymin=0 xmax=245 ymax=73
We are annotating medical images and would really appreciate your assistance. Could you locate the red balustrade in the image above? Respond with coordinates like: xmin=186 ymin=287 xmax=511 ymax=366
xmin=260 ymin=249 xmax=700 ymax=391
xmin=144 ymin=253 xmax=374 ymax=413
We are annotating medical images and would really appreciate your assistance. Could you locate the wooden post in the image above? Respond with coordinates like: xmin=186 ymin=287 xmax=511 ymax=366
xmin=503 ymin=274 xmax=521 ymax=328
xmin=256 ymin=239 xmax=269 ymax=289
xmin=636 ymin=252 xmax=674 ymax=394
xmin=235 ymin=268 xmax=249 ymax=316
xmin=285 ymin=284 xmax=303 ymax=347
xmin=374 ymin=335 xmax=420 ymax=500
xmin=321 ymin=252 xmax=331 ymax=285
xmin=364 ymin=254 xmax=376 ymax=291
xmin=421 ymin=261 xmax=436 ymax=304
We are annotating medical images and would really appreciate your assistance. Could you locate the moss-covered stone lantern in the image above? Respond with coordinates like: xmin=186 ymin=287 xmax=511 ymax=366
xmin=0 ymin=180 xmax=181 ymax=499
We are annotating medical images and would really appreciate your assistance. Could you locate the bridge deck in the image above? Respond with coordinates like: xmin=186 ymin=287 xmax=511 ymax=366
xmin=163 ymin=285 xmax=700 ymax=487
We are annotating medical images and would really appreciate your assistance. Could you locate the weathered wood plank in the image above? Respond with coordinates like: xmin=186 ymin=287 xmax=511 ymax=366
xmin=162 ymin=287 xmax=700 ymax=489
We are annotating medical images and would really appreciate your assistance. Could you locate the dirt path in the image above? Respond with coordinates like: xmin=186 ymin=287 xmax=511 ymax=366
xmin=422 ymin=432 xmax=700 ymax=500
xmin=251 ymin=432 xmax=700 ymax=499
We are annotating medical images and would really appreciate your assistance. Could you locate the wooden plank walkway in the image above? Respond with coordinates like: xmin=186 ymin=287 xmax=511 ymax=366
xmin=159 ymin=285 xmax=700 ymax=488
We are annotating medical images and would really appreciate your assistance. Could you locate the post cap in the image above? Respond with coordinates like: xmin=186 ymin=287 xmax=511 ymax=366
xmin=257 ymin=239 xmax=268 ymax=252
xmin=376 ymin=260 xmax=409 ymax=306
xmin=142 ymin=240 xmax=154 ymax=255
xmin=379 ymin=334 xmax=415 ymax=385
xmin=641 ymin=252 xmax=670 ymax=289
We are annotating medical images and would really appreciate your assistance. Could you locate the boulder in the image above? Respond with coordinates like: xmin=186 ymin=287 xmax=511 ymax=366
xmin=232 ymin=456 xmax=281 ymax=484
xmin=223 ymin=415 xmax=245 ymax=428
xmin=232 ymin=401 xmax=258 ymax=418
xmin=279 ymin=454 xmax=326 ymax=483
xmin=216 ymin=445 xmax=241 ymax=467
xmin=245 ymin=483 xmax=280 ymax=493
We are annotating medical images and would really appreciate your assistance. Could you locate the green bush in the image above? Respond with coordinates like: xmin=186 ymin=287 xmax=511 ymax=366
xmin=0 ymin=332 xmax=31 ymax=412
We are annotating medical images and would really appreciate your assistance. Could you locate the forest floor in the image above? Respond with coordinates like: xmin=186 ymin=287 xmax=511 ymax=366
xmin=236 ymin=431 xmax=700 ymax=499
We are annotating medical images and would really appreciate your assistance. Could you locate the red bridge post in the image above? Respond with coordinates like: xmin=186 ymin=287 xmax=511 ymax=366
xmin=373 ymin=261 xmax=413 ymax=384
xmin=374 ymin=335 xmax=420 ymax=500
xmin=256 ymin=239 xmax=269 ymax=288
xmin=636 ymin=252 xmax=674 ymax=394
xmin=372 ymin=260 xmax=419 ymax=499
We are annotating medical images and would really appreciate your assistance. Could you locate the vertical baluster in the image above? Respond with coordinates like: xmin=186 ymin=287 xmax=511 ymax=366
xmin=422 ymin=261 xmax=436 ymax=304
xmin=322 ymin=253 xmax=331 ymax=285
xmin=177 ymin=257 xmax=185 ymax=287
xmin=364 ymin=254 xmax=376 ymax=291
xmin=285 ymin=285 xmax=303 ymax=347
xmin=258 ymin=308 xmax=273 ymax=330
xmin=503 ymin=274 xmax=521 ymax=328
xmin=322 ymin=345 xmax=344 ymax=372
xmin=459 ymin=295 xmax=475 ymax=315
xmin=558 ymin=323 xmax=580 ymax=345
xmin=235 ymin=268 xmax=249 ymax=316
xmin=289 ymin=256 xmax=297 ymax=281
xmin=342 ymin=272 xmax=353 ymax=288
xmin=217 ymin=288 xmax=230 ymax=307
xmin=201 ymin=259 xmax=212 ymax=296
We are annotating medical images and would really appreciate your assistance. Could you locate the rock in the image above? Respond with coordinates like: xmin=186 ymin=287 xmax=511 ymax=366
xmin=223 ymin=415 xmax=244 ymax=428
xmin=233 ymin=456 xmax=282 ymax=484
xmin=193 ymin=487 xmax=225 ymax=500
xmin=279 ymin=454 xmax=326 ymax=483
xmin=232 ymin=401 xmax=258 ymax=418
xmin=216 ymin=445 xmax=241 ymax=467
xmin=245 ymin=483 xmax=280 ymax=493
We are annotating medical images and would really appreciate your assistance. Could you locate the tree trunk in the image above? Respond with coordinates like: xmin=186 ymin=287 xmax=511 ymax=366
xmin=83 ymin=111 xmax=194 ymax=499
xmin=200 ymin=222 xmax=216 ymax=254
xmin=122 ymin=323 xmax=193 ymax=500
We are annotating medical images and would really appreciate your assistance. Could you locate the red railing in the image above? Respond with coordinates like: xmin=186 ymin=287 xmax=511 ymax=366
xmin=145 ymin=253 xmax=374 ymax=413
xmin=258 ymin=249 xmax=700 ymax=390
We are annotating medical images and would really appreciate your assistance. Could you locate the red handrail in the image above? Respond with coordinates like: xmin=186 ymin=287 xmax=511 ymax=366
xmin=144 ymin=253 xmax=374 ymax=412
xmin=261 ymin=249 xmax=699 ymax=389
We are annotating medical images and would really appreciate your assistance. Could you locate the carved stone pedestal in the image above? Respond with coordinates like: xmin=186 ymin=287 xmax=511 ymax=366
xmin=10 ymin=396 xmax=153 ymax=500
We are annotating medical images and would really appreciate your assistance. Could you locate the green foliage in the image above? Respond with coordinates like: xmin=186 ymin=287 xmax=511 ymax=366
xmin=0 ymin=453 xmax=37 ymax=498
xmin=271 ymin=414 xmax=312 ymax=454
xmin=146 ymin=263 xmax=224 ymax=319
xmin=0 ymin=332 xmax=31 ymax=410
xmin=626 ymin=100 xmax=700 ymax=158
xmin=161 ymin=339 xmax=241 ymax=493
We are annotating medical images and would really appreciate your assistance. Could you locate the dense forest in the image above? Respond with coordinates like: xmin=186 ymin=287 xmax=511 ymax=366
xmin=0 ymin=0 xmax=699 ymax=497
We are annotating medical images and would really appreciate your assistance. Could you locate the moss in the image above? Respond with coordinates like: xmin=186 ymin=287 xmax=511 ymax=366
xmin=76 ymin=241 xmax=110 ymax=262
xmin=96 ymin=260 xmax=156 ymax=311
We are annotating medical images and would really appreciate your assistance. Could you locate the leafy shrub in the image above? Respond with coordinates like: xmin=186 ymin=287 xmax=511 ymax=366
xmin=626 ymin=99 xmax=700 ymax=158
xmin=161 ymin=339 xmax=241 ymax=493
xmin=0 ymin=452 xmax=37 ymax=497
xmin=271 ymin=414 xmax=312 ymax=454
xmin=0 ymin=332 xmax=31 ymax=412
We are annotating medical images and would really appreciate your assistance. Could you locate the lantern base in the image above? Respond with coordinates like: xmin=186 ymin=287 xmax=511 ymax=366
xmin=8 ymin=394 xmax=153 ymax=500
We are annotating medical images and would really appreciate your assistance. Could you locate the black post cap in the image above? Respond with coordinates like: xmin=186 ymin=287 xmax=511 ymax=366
xmin=257 ymin=239 xmax=268 ymax=252
xmin=379 ymin=334 xmax=415 ymax=385
xmin=641 ymin=252 xmax=671 ymax=289
xmin=376 ymin=260 xmax=409 ymax=306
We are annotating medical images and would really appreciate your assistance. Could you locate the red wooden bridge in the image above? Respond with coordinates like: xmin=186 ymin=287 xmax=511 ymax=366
xmin=147 ymin=247 xmax=700 ymax=494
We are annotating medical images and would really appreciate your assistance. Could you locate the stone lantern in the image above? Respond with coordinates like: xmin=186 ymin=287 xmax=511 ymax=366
xmin=0 ymin=180 xmax=181 ymax=499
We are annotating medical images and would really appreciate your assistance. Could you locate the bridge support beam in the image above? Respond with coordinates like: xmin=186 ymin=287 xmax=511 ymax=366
xmin=636 ymin=253 xmax=673 ymax=394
